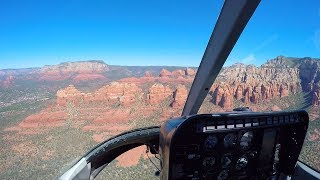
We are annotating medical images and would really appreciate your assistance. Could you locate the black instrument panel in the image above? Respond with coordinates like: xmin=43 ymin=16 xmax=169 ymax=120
xmin=159 ymin=110 xmax=309 ymax=180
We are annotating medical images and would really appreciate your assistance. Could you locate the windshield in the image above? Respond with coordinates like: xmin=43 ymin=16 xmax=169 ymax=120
xmin=0 ymin=0 xmax=319 ymax=179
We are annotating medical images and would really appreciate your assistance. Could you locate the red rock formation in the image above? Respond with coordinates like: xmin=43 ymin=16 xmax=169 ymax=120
xmin=73 ymin=73 xmax=106 ymax=82
xmin=171 ymin=85 xmax=188 ymax=107
xmin=312 ymin=86 xmax=320 ymax=106
xmin=119 ymin=84 xmax=142 ymax=106
xmin=41 ymin=61 xmax=109 ymax=75
xmin=94 ymin=82 xmax=142 ymax=106
xmin=19 ymin=109 xmax=67 ymax=128
xmin=185 ymin=68 xmax=196 ymax=76
xmin=243 ymin=86 xmax=252 ymax=104
xmin=279 ymin=84 xmax=289 ymax=97
xmin=211 ymin=85 xmax=234 ymax=110
xmin=147 ymin=83 xmax=172 ymax=105
xmin=220 ymin=88 xmax=234 ymax=110
xmin=251 ymin=92 xmax=260 ymax=104
xmin=235 ymin=85 xmax=244 ymax=100
xmin=210 ymin=81 xmax=298 ymax=105
xmin=212 ymin=86 xmax=225 ymax=105
xmin=39 ymin=61 xmax=109 ymax=81
xmin=261 ymin=84 xmax=269 ymax=99
xmin=57 ymin=82 xmax=142 ymax=106
xmin=172 ymin=69 xmax=185 ymax=77
xmin=95 ymin=82 xmax=126 ymax=102
xmin=210 ymin=57 xmax=307 ymax=105
xmin=159 ymin=69 xmax=172 ymax=77
xmin=144 ymin=71 xmax=153 ymax=77
xmin=56 ymin=85 xmax=83 ymax=105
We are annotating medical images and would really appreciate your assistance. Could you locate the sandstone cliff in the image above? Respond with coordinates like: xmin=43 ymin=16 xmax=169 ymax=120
xmin=39 ymin=60 xmax=109 ymax=81
xmin=0 ymin=55 xmax=306 ymax=111
xmin=55 ymin=56 xmax=320 ymax=110
xmin=57 ymin=82 xmax=142 ymax=106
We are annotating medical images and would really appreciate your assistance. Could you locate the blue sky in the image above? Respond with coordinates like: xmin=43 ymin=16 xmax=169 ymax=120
xmin=0 ymin=0 xmax=319 ymax=69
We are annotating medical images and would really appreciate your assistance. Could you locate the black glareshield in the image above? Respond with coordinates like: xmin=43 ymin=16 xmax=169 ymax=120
xmin=159 ymin=110 xmax=309 ymax=180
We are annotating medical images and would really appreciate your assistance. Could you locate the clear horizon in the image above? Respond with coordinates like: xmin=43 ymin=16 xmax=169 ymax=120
xmin=0 ymin=0 xmax=319 ymax=69
xmin=1 ymin=55 xmax=319 ymax=70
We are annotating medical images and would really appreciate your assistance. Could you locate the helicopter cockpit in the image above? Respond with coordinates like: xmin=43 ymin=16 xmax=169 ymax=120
xmin=59 ymin=0 xmax=320 ymax=179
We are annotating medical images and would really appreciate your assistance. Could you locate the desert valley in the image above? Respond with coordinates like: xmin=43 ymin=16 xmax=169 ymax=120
xmin=0 ymin=56 xmax=319 ymax=179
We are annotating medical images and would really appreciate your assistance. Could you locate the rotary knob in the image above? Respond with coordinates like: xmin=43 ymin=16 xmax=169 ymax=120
xmin=236 ymin=155 xmax=248 ymax=170
xmin=204 ymin=135 xmax=218 ymax=150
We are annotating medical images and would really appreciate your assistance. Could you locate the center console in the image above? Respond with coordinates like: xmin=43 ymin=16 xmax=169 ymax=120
xmin=159 ymin=110 xmax=309 ymax=180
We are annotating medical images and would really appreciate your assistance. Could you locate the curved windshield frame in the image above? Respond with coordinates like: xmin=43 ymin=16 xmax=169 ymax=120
xmin=0 ymin=0 xmax=319 ymax=179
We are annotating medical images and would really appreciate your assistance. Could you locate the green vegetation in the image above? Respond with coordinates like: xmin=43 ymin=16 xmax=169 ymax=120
xmin=0 ymin=126 xmax=96 ymax=179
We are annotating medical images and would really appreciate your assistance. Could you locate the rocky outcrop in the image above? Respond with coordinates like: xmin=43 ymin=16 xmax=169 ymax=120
xmin=211 ymin=85 xmax=234 ymax=110
xmin=185 ymin=68 xmax=196 ymax=76
xmin=41 ymin=60 xmax=109 ymax=75
xmin=172 ymin=69 xmax=185 ymax=77
xmin=171 ymin=85 xmax=188 ymax=107
xmin=159 ymin=68 xmax=197 ymax=78
xmin=159 ymin=69 xmax=172 ymax=77
xmin=50 ymin=56 xmax=320 ymax=109
xmin=218 ymin=59 xmax=300 ymax=85
xmin=235 ymin=85 xmax=244 ymax=100
xmin=312 ymin=84 xmax=320 ymax=106
xmin=298 ymin=58 xmax=320 ymax=106
xmin=56 ymin=85 xmax=83 ymax=105
xmin=147 ymin=83 xmax=172 ymax=105
xmin=279 ymin=84 xmax=289 ymax=97
xmin=212 ymin=86 xmax=225 ymax=105
xmin=57 ymin=82 xmax=142 ymax=106
xmin=210 ymin=56 xmax=303 ymax=105
xmin=209 ymin=82 xmax=298 ymax=106
xmin=298 ymin=58 xmax=320 ymax=91
xmin=95 ymin=82 xmax=142 ymax=106
xmin=39 ymin=61 xmax=109 ymax=81
xmin=144 ymin=71 xmax=153 ymax=77
xmin=220 ymin=88 xmax=233 ymax=110
xmin=243 ymin=86 xmax=252 ymax=104
xmin=73 ymin=73 xmax=106 ymax=82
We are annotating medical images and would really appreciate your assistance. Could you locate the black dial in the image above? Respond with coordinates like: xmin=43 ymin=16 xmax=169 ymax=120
xmin=224 ymin=133 xmax=237 ymax=148
xmin=240 ymin=131 xmax=253 ymax=151
xmin=204 ymin=135 xmax=218 ymax=150
xmin=202 ymin=156 xmax=216 ymax=167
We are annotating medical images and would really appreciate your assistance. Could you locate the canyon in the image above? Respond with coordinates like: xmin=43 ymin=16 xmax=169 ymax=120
xmin=4 ymin=56 xmax=320 ymax=145
xmin=53 ymin=56 xmax=319 ymax=110
xmin=1 ymin=56 xmax=320 ymax=176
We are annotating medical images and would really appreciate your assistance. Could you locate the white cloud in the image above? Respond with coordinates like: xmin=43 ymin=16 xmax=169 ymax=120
xmin=237 ymin=34 xmax=277 ymax=65
xmin=253 ymin=34 xmax=279 ymax=52
xmin=239 ymin=54 xmax=256 ymax=64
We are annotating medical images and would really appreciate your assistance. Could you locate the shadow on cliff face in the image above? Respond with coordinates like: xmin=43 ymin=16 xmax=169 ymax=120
xmin=301 ymin=92 xmax=313 ymax=109
xmin=299 ymin=58 xmax=320 ymax=91
xmin=297 ymin=58 xmax=320 ymax=109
